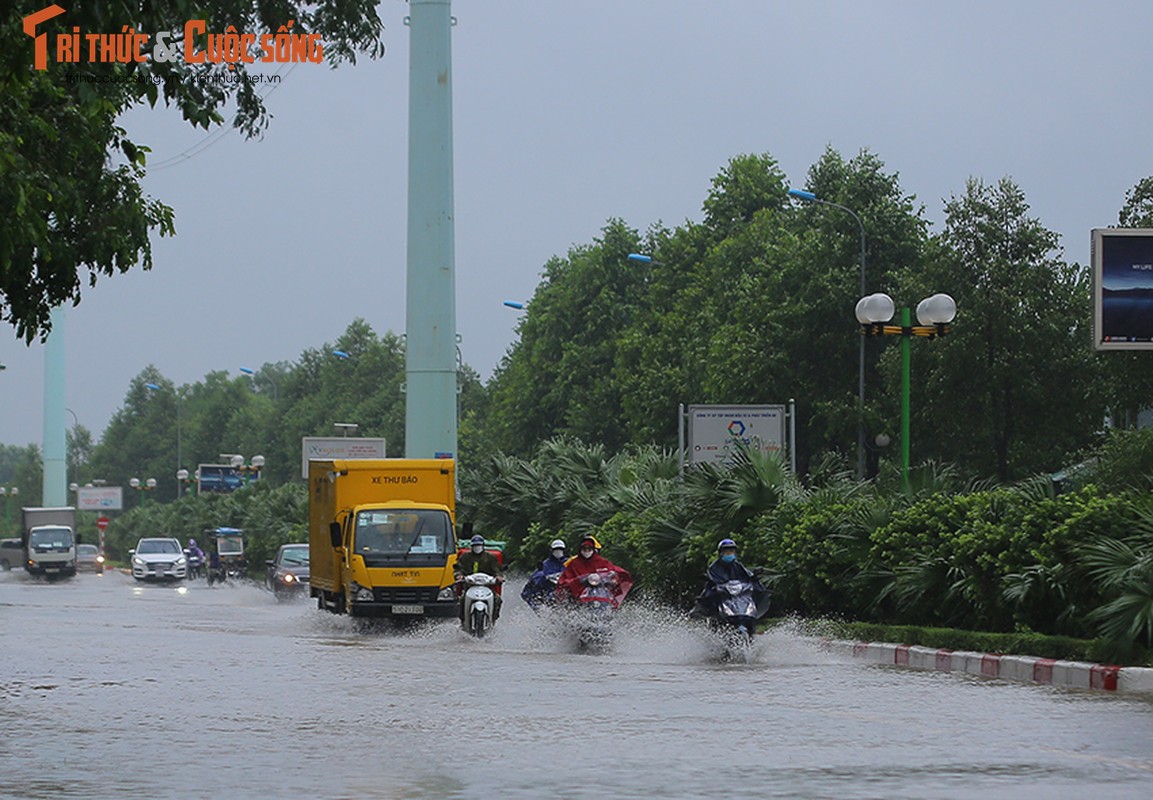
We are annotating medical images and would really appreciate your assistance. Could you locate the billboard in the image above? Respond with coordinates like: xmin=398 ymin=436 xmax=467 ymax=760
xmin=1092 ymin=228 xmax=1153 ymax=350
xmin=76 ymin=486 xmax=123 ymax=511
xmin=196 ymin=464 xmax=253 ymax=494
xmin=300 ymin=436 xmax=387 ymax=478
xmin=687 ymin=404 xmax=787 ymax=466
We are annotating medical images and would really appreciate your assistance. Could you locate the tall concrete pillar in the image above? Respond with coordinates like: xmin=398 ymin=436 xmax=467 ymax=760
xmin=42 ymin=307 xmax=67 ymax=506
xmin=404 ymin=0 xmax=457 ymax=459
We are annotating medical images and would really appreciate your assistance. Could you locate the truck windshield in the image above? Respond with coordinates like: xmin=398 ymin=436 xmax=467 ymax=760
xmin=354 ymin=510 xmax=452 ymax=556
xmin=30 ymin=528 xmax=74 ymax=548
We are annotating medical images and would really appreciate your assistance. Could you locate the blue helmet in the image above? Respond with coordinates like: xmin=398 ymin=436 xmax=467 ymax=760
xmin=717 ymin=538 xmax=737 ymax=552
xmin=470 ymin=535 xmax=485 ymax=546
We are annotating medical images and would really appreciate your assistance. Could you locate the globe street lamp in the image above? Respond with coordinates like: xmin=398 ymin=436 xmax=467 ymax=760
xmin=856 ymin=292 xmax=956 ymax=494
xmin=129 ymin=477 xmax=157 ymax=508
xmin=176 ymin=468 xmax=191 ymax=499
xmin=790 ymin=188 xmax=868 ymax=480
xmin=229 ymin=455 xmax=265 ymax=485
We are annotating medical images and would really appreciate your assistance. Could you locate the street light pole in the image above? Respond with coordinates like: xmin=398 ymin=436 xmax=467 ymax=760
xmin=789 ymin=188 xmax=867 ymax=480
xmin=856 ymin=292 xmax=956 ymax=494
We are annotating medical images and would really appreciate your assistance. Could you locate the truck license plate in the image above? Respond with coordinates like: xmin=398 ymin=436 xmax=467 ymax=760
xmin=391 ymin=605 xmax=424 ymax=615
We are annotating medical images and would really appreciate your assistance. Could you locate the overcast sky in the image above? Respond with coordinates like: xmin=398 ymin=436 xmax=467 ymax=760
xmin=2 ymin=0 xmax=1151 ymax=449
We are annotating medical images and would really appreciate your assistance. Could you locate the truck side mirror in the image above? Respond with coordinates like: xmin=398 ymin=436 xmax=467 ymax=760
xmin=329 ymin=522 xmax=342 ymax=549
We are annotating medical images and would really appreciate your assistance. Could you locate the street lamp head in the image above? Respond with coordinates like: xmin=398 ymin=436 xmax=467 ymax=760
xmin=145 ymin=478 xmax=157 ymax=490
xmin=177 ymin=468 xmax=189 ymax=481
xmin=502 ymin=300 xmax=525 ymax=310
xmin=916 ymin=293 xmax=957 ymax=326
xmin=333 ymin=350 xmax=350 ymax=360
xmin=788 ymin=188 xmax=818 ymax=201
xmin=230 ymin=454 xmax=244 ymax=469
xmin=856 ymin=293 xmax=895 ymax=324
xmin=145 ymin=382 xmax=160 ymax=391
xmin=626 ymin=253 xmax=653 ymax=264
xmin=251 ymin=455 xmax=265 ymax=469
xmin=239 ymin=366 xmax=255 ymax=376
xmin=129 ymin=477 xmax=140 ymax=489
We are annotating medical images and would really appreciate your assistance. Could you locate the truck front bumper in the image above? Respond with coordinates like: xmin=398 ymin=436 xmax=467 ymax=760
xmin=347 ymin=584 xmax=458 ymax=618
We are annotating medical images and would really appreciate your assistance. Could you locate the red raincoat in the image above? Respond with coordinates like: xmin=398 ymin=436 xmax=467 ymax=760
xmin=555 ymin=552 xmax=632 ymax=604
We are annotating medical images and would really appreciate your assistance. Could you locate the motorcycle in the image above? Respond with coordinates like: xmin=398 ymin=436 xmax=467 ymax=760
xmin=560 ymin=568 xmax=633 ymax=653
xmin=184 ymin=550 xmax=205 ymax=580
xmin=521 ymin=570 xmax=561 ymax=611
xmin=458 ymin=572 xmax=501 ymax=638
xmin=695 ymin=579 xmax=771 ymax=661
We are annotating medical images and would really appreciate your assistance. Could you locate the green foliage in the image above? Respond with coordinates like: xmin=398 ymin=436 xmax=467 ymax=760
xmin=1 ymin=2 xmax=382 ymax=341
xmin=104 ymin=480 xmax=307 ymax=576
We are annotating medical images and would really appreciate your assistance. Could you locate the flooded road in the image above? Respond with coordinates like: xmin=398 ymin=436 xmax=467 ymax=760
xmin=2 ymin=569 xmax=1152 ymax=799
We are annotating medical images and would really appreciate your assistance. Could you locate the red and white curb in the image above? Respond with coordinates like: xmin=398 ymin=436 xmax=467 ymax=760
xmin=823 ymin=639 xmax=1153 ymax=695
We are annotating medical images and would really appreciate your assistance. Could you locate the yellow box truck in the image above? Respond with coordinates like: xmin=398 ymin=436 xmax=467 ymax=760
xmin=309 ymin=458 xmax=459 ymax=618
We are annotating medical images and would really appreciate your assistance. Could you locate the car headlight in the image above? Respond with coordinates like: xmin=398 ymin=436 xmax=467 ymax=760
xmin=176 ymin=556 xmax=187 ymax=566
xmin=133 ymin=556 xmax=145 ymax=566
xmin=281 ymin=573 xmax=296 ymax=584
xmin=437 ymin=586 xmax=456 ymax=601
xmin=96 ymin=555 xmax=105 ymax=563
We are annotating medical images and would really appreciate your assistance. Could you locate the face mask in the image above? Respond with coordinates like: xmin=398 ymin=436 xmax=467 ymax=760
xmin=580 ymin=548 xmax=594 ymax=559
xmin=552 ymin=549 xmax=565 ymax=559
xmin=720 ymin=553 xmax=736 ymax=563
xmin=472 ymin=545 xmax=485 ymax=554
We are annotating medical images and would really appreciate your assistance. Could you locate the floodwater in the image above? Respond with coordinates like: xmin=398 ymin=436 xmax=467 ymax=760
xmin=2 ymin=569 xmax=1152 ymax=800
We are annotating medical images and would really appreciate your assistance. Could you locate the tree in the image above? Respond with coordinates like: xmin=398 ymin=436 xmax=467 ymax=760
xmin=1 ymin=2 xmax=384 ymax=341
xmin=909 ymin=177 xmax=1101 ymax=481
xmin=1119 ymin=177 xmax=1153 ymax=228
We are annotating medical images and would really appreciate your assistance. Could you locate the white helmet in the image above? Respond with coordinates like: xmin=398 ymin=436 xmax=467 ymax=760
xmin=550 ymin=539 xmax=566 ymax=551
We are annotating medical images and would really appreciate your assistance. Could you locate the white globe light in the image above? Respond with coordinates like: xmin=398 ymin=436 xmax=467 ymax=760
xmin=856 ymin=293 xmax=895 ymax=324
xmin=916 ymin=293 xmax=957 ymax=325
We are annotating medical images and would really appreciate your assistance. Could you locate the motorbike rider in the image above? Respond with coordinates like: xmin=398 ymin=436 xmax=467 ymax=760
xmin=555 ymin=535 xmax=631 ymax=604
xmin=694 ymin=538 xmax=768 ymax=633
xmin=186 ymin=538 xmax=206 ymax=578
xmin=521 ymin=539 xmax=568 ymax=608
xmin=455 ymin=534 xmax=503 ymax=620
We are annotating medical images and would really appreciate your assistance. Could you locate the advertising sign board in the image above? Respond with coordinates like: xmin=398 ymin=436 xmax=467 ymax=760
xmin=688 ymin=404 xmax=787 ymax=466
xmin=196 ymin=464 xmax=250 ymax=494
xmin=1092 ymin=228 xmax=1153 ymax=350
xmin=300 ymin=437 xmax=387 ymax=478
xmin=76 ymin=486 xmax=123 ymax=511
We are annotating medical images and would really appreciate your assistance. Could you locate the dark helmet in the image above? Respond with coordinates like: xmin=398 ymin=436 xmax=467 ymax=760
xmin=717 ymin=538 xmax=737 ymax=552
xmin=470 ymin=535 xmax=485 ymax=546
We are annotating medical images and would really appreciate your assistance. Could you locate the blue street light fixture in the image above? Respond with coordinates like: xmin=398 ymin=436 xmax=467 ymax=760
xmin=238 ymin=367 xmax=279 ymax=400
xmin=626 ymin=253 xmax=654 ymax=264
xmin=333 ymin=350 xmax=351 ymax=360
xmin=502 ymin=301 xmax=525 ymax=310
xmin=856 ymin=292 xmax=956 ymax=494
xmin=789 ymin=187 xmax=868 ymax=480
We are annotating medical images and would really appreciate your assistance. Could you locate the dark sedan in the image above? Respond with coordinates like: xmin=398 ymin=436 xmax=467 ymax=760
xmin=265 ymin=543 xmax=309 ymax=600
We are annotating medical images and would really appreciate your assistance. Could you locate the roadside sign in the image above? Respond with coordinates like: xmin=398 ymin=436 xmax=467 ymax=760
xmin=300 ymin=436 xmax=387 ymax=478
xmin=96 ymin=516 xmax=110 ymax=532
xmin=77 ymin=486 xmax=124 ymax=511
xmin=687 ymin=404 xmax=787 ymax=466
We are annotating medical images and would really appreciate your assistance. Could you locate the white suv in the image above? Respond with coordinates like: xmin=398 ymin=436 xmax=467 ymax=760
xmin=130 ymin=538 xmax=188 ymax=581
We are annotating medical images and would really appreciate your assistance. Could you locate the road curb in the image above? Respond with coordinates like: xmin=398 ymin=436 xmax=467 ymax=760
xmin=822 ymin=638 xmax=1153 ymax=695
